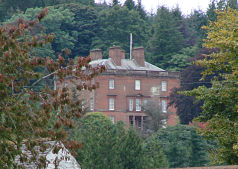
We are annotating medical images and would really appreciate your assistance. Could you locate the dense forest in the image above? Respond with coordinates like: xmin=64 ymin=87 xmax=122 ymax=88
xmin=1 ymin=0 xmax=236 ymax=70
xmin=0 ymin=0 xmax=238 ymax=168
xmin=1 ymin=0 xmax=235 ymax=70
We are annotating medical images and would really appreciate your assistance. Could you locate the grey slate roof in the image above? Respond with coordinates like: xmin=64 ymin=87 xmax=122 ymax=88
xmin=90 ymin=58 xmax=165 ymax=71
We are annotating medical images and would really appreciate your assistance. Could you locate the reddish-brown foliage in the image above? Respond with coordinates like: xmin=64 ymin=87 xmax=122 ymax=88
xmin=0 ymin=9 xmax=104 ymax=168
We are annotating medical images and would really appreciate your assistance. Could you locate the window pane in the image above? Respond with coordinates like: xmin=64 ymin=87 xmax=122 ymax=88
xmin=161 ymin=81 xmax=167 ymax=91
xmin=129 ymin=99 xmax=133 ymax=111
xmin=136 ymin=99 xmax=141 ymax=111
xmin=143 ymin=99 xmax=148 ymax=105
xmin=162 ymin=100 xmax=167 ymax=113
xmin=109 ymin=98 xmax=114 ymax=110
xmin=109 ymin=79 xmax=114 ymax=89
xmin=129 ymin=116 xmax=134 ymax=126
xmin=135 ymin=80 xmax=140 ymax=90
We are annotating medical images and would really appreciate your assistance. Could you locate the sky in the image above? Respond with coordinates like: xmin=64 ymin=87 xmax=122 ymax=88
xmin=95 ymin=0 xmax=211 ymax=15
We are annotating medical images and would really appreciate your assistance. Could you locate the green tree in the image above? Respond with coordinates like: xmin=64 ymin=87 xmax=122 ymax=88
xmin=0 ymin=0 xmax=95 ymax=21
xmin=120 ymin=127 xmax=145 ymax=169
xmin=74 ymin=112 xmax=121 ymax=169
xmin=187 ymin=10 xmax=208 ymax=47
xmin=0 ymin=10 xmax=104 ymax=168
xmin=185 ymin=8 xmax=238 ymax=164
xmin=167 ymin=46 xmax=199 ymax=71
xmin=148 ymin=6 xmax=185 ymax=69
xmin=151 ymin=125 xmax=210 ymax=168
xmin=136 ymin=0 xmax=147 ymax=19
xmin=124 ymin=0 xmax=136 ymax=10
xmin=113 ymin=0 xmax=119 ymax=6
xmin=6 ymin=6 xmax=77 ymax=59
xmin=92 ymin=5 xmax=148 ymax=58
xmin=144 ymin=136 xmax=169 ymax=168
xmin=73 ymin=112 xmax=146 ymax=169
xmin=59 ymin=3 xmax=99 ymax=57
xmin=207 ymin=0 xmax=238 ymax=22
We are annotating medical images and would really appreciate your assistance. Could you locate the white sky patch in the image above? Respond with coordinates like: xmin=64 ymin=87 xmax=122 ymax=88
xmin=95 ymin=0 xmax=210 ymax=15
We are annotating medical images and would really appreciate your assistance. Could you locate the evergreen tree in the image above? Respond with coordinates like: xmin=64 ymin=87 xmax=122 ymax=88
xmin=151 ymin=125 xmax=210 ymax=168
xmin=72 ymin=113 xmax=146 ymax=169
xmin=136 ymin=0 xmax=147 ymax=19
xmin=187 ymin=10 xmax=208 ymax=47
xmin=124 ymin=0 xmax=136 ymax=10
xmin=120 ymin=127 xmax=145 ymax=169
xmin=148 ymin=6 xmax=185 ymax=69
xmin=92 ymin=5 xmax=148 ymax=58
xmin=143 ymin=138 xmax=169 ymax=168
xmin=60 ymin=3 xmax=99 ymax=57
xmin=113 ymin=0 xmax=119 ymax=6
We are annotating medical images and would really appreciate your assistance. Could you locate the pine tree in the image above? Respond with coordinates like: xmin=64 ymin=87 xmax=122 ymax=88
xmin=148 ymin=6 xmax=185 ymax=69
xmin=124 ymin=0 xmax=135 ymax=10
xmin=136 ymin=0 xmax=146 ymax=19
xmin=113 ymin=0 xmax=119 ymax=6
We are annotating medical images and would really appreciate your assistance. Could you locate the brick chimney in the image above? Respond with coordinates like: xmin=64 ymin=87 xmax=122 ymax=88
xmin=109 ymin=46 xmax=125 ymax=66
xmin=90 ymin=49 xmax=102 ymax=61
xmin=132 ymin=47 xmax=145 ymax=67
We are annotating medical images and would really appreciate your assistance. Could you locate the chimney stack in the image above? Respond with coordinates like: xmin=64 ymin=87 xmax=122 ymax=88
xmin=109 ymin=46 xmax=125 ymax=66
xmin=132 ymin=47 xmax=145 ymax=67
xmin=90 ymin=49 xmax=102 ymax=61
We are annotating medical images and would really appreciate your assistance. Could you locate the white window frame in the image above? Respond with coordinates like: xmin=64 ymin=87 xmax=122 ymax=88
xmin=129 ymin=99 xmax=133 ymax=111
xmin=161 ymin=100 xmax=167 ymax=113
xmin=109 ymin=98 xmax=115 ymax=110
xmin=109 ymin=79 xmax=114 ymax=89
xmin=161 ymin=81 xmax=167 ymax=92
xmin=135 ymin=80 xmax=141 ymax=90
xmin=110 ymin=116 xmax=115 ymax=124
xmin=90 ymin=98 xmax=94 ymax=111
xmin=136 ymin=99 xmax=141 ymax=111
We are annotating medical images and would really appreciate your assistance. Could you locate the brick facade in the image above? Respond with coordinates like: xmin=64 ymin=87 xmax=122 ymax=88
xmin=56 ymin=46 xmax=180 ymax=128
xmin=88 ymin=46 xmax=180 ymax=128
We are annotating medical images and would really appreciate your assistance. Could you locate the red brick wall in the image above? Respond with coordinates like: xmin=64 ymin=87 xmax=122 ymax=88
xmin=56 ymin=69 xmax=180 ymax=127
xmin=92 ymin=72 xmax=180 ymax=126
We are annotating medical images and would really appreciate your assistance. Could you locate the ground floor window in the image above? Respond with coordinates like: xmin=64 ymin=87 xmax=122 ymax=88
xmin=129 ymin=116 xmax=133 ymax=126
xmin=110 ymin=116 xmax=115 ymax=124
